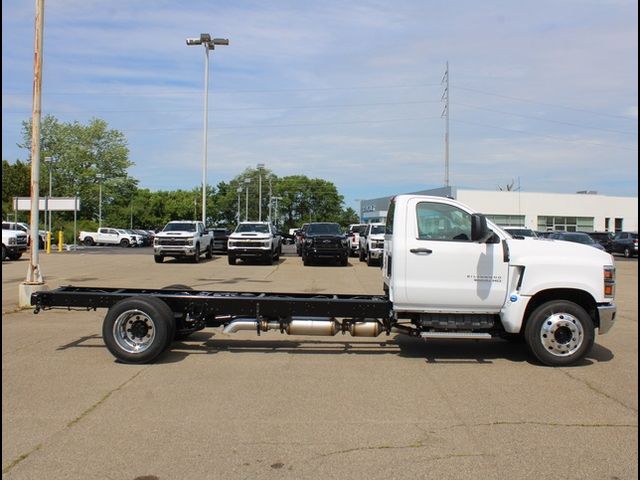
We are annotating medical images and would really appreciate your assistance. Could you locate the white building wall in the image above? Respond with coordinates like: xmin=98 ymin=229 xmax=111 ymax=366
xmin=360 ymin=188 xmax=638 ymax=232
xmin=456 ymin=190 xmax=638 ymax=231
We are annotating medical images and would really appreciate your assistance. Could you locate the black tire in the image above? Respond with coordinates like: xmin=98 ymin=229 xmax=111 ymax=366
xmin=340 ymin=256 xmax=349 ymax=266
xmin=228 ymin=255 xmax=236 ymax=265
xmin=102 ymin=296 xmax=174 ymax=363
xmin=8 ymin=252 xmax=22 ymax=260
xmin=193 ymin=243 xmax=200 ymax=263
xmin=302 ymin=250 xmax=310 ymax=266
xmin=266 ymin=251 xmax=274 ymax=265
xmin=1 ymin=245 xmax=6 ymax=262
xmin=84 ymin=237 xmax=95 ymax=246
xmin=366 ymin=251 xmax=374 ymax=267
xmin=154 ymin=255 xmax=164 ymax=263
xmin=120 ymin=238 xmax=130 ymax=248
xmin=205 ymin=243 xmax=213 ymax=259
xmin=524 ymin=300 xmax=595 ymax=366
xmin=359 ymin=248 xmax=365 ymax=262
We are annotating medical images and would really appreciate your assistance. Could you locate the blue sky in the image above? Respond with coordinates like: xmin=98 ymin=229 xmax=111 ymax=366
xmin=2 ymin=0 xmax=638 ymax=211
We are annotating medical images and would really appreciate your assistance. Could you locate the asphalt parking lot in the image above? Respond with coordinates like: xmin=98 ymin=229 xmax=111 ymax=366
xmin=2 ymin=248 xmax=638 ymax=479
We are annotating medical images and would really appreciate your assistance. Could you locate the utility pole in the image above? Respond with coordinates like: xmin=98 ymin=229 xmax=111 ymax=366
xmin=20 ymin=0 xmax=46 ymax=306
xmin=441 ymin=61 xmax=450 ymax=187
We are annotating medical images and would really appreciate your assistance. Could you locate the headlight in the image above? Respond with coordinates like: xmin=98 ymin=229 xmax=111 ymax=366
xmin=305 ymin=238 xmax=313 ymax=245
xmin=341 ymin=239 xmax=348 ymax=246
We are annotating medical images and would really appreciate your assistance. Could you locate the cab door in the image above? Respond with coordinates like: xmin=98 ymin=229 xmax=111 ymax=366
xmin=399 ymin=198 xmax=509 ymax=313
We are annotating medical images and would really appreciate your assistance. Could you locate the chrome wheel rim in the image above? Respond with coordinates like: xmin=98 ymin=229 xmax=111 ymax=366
xmin=539 ymin=312 xmax=584 ymax=357
xmin=113 ymin=309 xmax=156 ymax=354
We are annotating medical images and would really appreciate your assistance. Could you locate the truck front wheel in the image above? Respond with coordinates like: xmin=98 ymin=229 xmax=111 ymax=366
xmin=102 ymin=296 xmax=174 ymax=364
xmin=154 ymin=255 xmax=164 ymax=263
xmin=524 ymin=300 xmax=594 ymax=366
xmin=193 ymin=243 xmax=200 ymax=263
xmin=84 ymin=237 xmax=95 ymax=246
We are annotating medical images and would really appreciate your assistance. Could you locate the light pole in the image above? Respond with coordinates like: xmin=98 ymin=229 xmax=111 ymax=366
xmin=96 ymin=174 xmax=105 ymax=229
xmin=244 ymin=178 xmax=251 ymax=221
xmin=186 ymin=33 xmax=229 ymax=224
xmin=272 ymin=196 xmax=282 ymax=228
xmin=257 ymin=163 xmax=265 ymax=221
xmin=236 ymin=187 xmax=242 ymax=223
xmin=44 ymin=156 xmax=53 ymax=236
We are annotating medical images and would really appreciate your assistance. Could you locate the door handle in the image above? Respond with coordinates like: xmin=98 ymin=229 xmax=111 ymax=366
xmin=410 ymin=248 xmax=432 ymax=254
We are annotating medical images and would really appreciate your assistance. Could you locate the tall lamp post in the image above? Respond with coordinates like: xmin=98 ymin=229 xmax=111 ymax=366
xmin=256 ymin=163 xmax=265 ymax=221
xmin=236 ymin=187 xmax=242 ymax=223
xmin=186 ymin=33 xmax=229 ymax=224
xmin=244 ymin=178 xmax=251 ymax=221
xmin=97 ymin=173 xmax=105 ymax=229
xmin=44 ymin=156 xmax=56 ymax=235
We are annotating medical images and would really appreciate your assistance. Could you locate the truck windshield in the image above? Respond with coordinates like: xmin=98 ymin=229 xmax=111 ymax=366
xmin=308 ymin=224 xmax=341 ymax=235
xmin=236 ymin=224 xmax=269 ymax=233
xmin=164 ymin=223 xmax=196 ymax=232
xmin=370 ymin=225 xmax=385 ymax=235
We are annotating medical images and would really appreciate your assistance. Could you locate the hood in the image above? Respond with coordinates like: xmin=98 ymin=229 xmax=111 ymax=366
xmin=156 ymin=231 xmax=195 ymax=237
xmin=507 ymin=237 xmax=614 ymax=267
xmin=229 ymin=232 xmax=270 ymax=240
xmin=369 ymin=233 xmax=385 ymax=241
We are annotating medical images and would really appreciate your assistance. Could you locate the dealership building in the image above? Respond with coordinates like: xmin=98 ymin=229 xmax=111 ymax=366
xmin=359 ymin=187 xmax=638 ymax=233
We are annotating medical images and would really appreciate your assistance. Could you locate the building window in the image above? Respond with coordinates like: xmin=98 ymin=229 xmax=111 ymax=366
xmin=615 ymin=218 xmax=623 ymax=232
xmin=537 ymin=216 xmax=594 ymax=232
xmin=485 ymin=215 xmax=525 ymax=227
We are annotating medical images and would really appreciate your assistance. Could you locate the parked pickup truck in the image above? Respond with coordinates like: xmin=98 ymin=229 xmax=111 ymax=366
xmin=2 ymin=228 xmax=28 ymax=261
xmin=79 ymin=228 xmax=141 ymax=247
xmin=227 ymin=221 xmax=281 ymax=265
xmin=32 ymin=194 xmax=616 ymax=366
xmin=153 ymin=220 xmax=213 ymax=263
xmin=358 ymin=222 xmax=385 ymax=266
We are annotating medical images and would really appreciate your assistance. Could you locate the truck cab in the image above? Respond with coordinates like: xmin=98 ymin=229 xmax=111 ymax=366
xmin=383 ymin=195 xmax=616 ymax=366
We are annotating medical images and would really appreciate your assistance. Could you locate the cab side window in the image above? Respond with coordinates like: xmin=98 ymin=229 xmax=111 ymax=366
xmin=416 ymin=202 xmax=472 ymax=241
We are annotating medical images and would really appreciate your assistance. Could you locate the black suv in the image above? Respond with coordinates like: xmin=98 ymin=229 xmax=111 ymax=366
xmin=610 ymin=231 xmax=638 ymax=258
xmin=301 ymin=222 xmax=349 ymax=266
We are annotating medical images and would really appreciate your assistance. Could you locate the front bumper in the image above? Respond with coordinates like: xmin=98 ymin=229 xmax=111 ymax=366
xmin=597 ymin=303 xmax=616 ymax=334
xmin=228 ymin=247 xmax=271 ymax=258
xmin=368 ymin=248 xmax=383 ymax=259
xmin=154 ymin=246 xmax=196 ymax=256
xmin=306 ymin=247 xmax=348 ymax=259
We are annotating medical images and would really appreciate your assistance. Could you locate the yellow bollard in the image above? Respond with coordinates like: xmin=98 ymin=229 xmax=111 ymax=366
xmin=58 ymin=231 xmax=64 ymax=252
xmin=46 ymin=231 xmax=52 ymax=254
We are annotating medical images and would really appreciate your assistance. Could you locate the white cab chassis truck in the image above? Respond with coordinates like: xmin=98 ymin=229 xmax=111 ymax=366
xmin=153 ymin=221 xmax=213 ymax=263
xmin=31 ymin=195 xmax=616 ymax=367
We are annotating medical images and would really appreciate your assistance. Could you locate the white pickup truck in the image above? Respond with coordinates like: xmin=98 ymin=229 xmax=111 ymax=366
xmin=153 ymin=220 xmax=213 ymax=263
xmin=2 ymin=228 xmax=28 ymax=261
xmin=227 ymin=221 xmax=282 ymax=265
xmin=79 ymin=228 xmax=141 ymax=247
xmin=358 ymin=222 xmax=386 ymax=266
xmin=32 ymin=194 xmax=616 ymax=366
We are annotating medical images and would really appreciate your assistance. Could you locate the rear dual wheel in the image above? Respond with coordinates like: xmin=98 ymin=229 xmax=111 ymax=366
xmin=102 ymin=296 xmax=175 ymax=364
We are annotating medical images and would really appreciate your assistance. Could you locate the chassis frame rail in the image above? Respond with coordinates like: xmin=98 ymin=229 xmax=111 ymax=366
xmin=31 ymin=286 xmax=392 ymax=321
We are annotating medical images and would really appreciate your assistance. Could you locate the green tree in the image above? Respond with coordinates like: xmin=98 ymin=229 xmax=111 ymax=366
xmin=18 ymin=115 xmax=136 ymax=224
xmin=2 ymin=159 xmax=31 ymax=220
